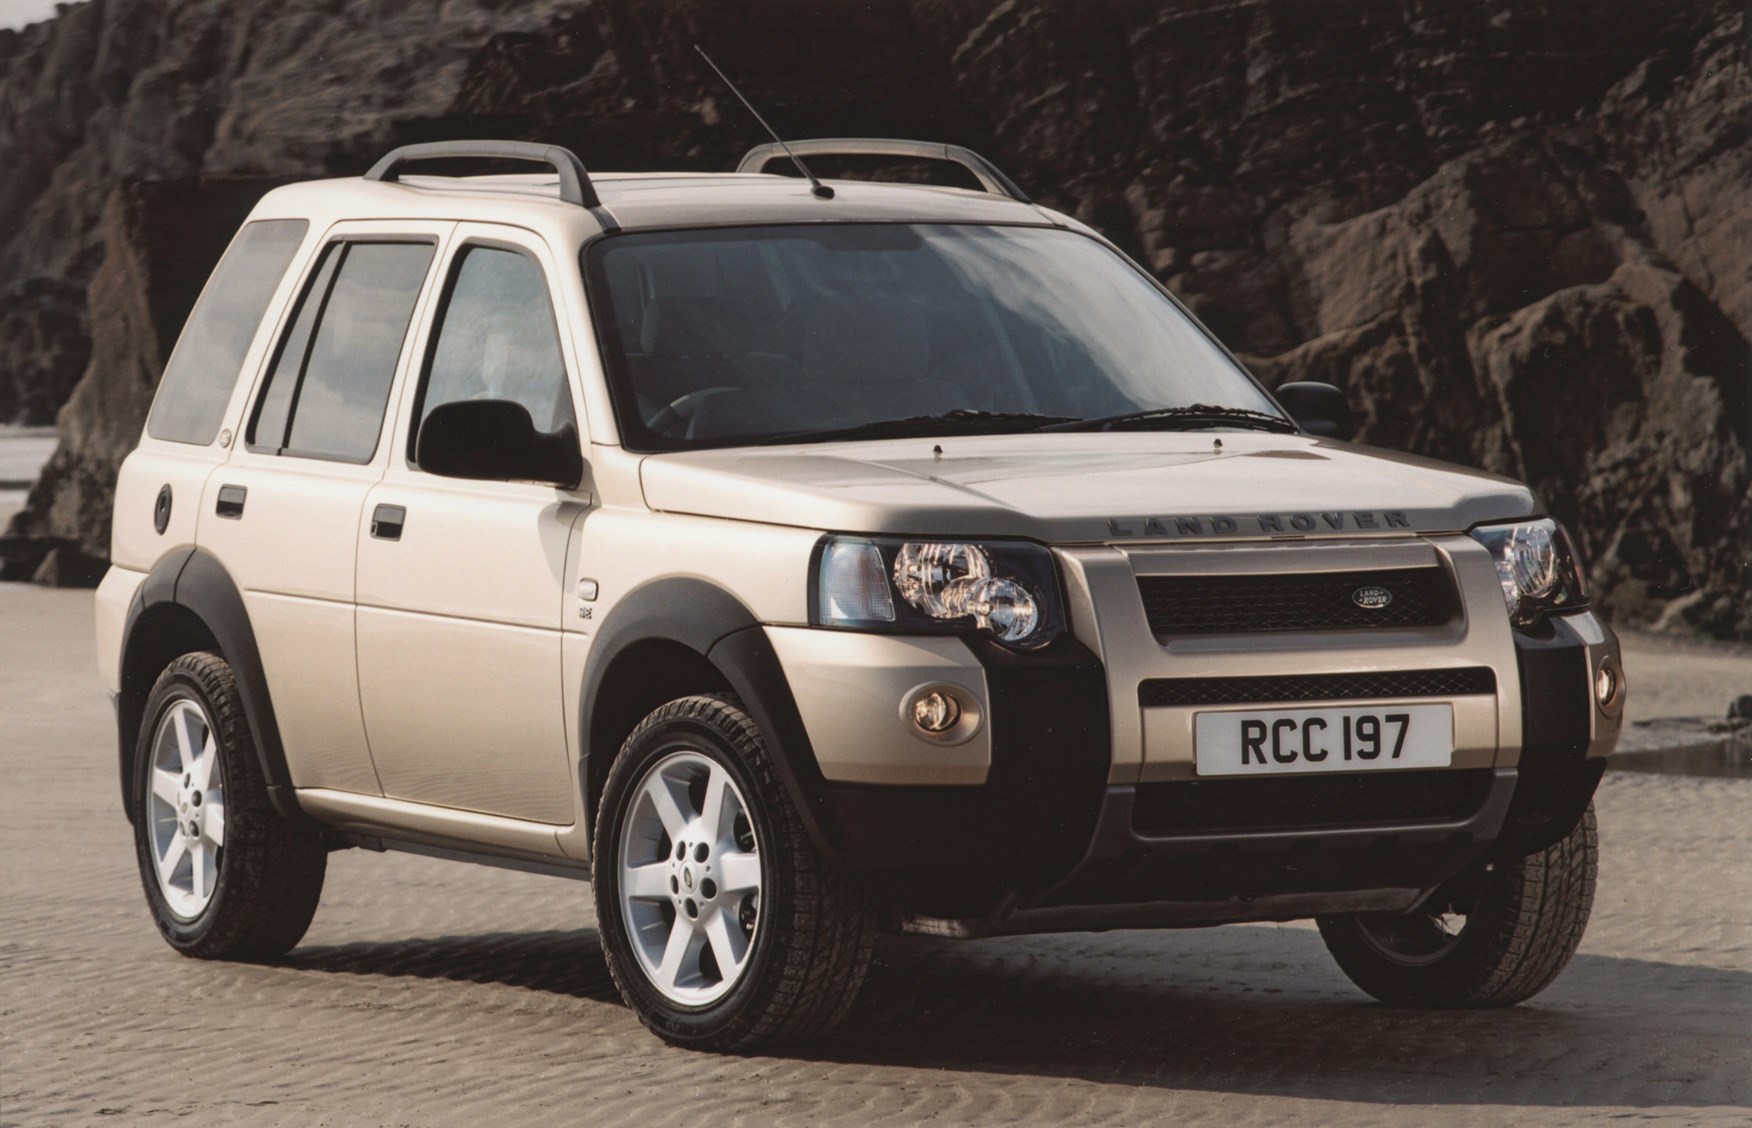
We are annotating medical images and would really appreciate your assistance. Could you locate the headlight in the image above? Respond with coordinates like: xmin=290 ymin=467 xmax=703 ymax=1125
xmin=813 ymin=536 xmax=1064 ymax=649
xmin=1469 ymin=518 xmax=1588 ymax=629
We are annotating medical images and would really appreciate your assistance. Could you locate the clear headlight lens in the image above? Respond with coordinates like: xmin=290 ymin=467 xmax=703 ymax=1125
xmin=962 ymin=575 xmax=1040 ymax=643
xmin=893 ymin=541 xmax=992 ymax=618
xmin=1469 ymin=518 xmax=1588 ymax=629
xmin=814 ymin=537 xmax=1063 ymax=649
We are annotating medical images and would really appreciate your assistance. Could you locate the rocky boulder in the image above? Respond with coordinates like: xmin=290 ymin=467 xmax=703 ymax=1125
xmin=0 ymin=0 xmax=1745 ymax=636
xmin=2 ymin=178 xmax=278 ymax=574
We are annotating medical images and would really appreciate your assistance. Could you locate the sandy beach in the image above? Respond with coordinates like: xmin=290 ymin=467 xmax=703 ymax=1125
xmin=1 ymin=583 xmax=1747 ymax=1126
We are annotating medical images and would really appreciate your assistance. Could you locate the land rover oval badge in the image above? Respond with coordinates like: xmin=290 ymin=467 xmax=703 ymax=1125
xmin=1352 ymin=585 xmax=1393 ymax=610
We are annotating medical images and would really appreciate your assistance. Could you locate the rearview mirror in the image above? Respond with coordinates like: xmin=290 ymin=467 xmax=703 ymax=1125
xmin=415 ymin=399 xmax=584 ymax=488
xmin=1274 ymin=382 xmax=1353 ymax=441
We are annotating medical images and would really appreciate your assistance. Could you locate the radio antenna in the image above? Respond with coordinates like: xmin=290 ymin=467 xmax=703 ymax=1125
xmin=695 ymin=45 xmax=834 ymax=200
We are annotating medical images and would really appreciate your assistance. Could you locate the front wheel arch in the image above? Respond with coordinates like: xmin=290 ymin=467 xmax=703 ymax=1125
xmin=584 ymin=638 xmax=732 ymax=834
xmin=576 ymin=578 xmax=841 ymax=867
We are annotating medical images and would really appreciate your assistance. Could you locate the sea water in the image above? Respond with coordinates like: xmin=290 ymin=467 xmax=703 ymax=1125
xmin=0 ymin=425 xmax=57 ymax=525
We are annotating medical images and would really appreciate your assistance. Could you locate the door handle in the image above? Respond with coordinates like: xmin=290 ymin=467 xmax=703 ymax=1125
xmin=370 ymin=504 xmax=406 ymax=541
xmin=215 ymin=485 xmax=247 ymax=519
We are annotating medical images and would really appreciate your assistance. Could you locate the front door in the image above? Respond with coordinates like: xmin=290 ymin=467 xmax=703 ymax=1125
xmin=355 ymin=225 xmax=588 ymax=824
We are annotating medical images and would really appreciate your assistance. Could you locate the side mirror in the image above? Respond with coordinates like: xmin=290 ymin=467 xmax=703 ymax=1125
xmin=1275 ymin=382 xmax=1353 ymax=441
xmin=416 ymin=399 xmax=584 ymax=488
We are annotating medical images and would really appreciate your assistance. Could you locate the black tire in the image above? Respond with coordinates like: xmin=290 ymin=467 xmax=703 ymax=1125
xmin=593 ymin=693 xmax=876 ymax=1051
xmin=132 ymin=652 xmax=327 ymax=960
xmin=1317 ymin=803 xmax=1597 ymax=1007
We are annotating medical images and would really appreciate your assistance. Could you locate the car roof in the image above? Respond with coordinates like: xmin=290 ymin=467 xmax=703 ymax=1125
xmin=247 ymin=170 xmax=1066 ymax=242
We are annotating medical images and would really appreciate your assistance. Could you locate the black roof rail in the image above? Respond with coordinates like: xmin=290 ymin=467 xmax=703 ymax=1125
xmin=735 ymin=138 xmax=1030 ymax=204
xmin=364 ymin=140 xmax=608 ymax=213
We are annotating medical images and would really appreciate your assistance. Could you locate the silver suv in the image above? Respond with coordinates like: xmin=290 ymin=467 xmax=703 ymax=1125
xmin=98 ymin=139 xmax=1624 ymax=1051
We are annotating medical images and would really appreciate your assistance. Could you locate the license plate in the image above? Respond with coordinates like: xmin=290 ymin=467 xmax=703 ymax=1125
xmin=1194 ymin=704 xmax=1453 ymax=776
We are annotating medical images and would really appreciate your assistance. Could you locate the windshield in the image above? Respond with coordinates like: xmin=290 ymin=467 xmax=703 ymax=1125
xmin=584 ymin=223 xmax=1283 ymax=449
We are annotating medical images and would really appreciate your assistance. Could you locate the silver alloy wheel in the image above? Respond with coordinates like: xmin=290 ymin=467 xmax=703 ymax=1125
xmin=618 ymin=749 xmax=762 ymax=1006
xmin=1351 ymin=911 xmax=1466 ymax=967
xmin=145 ymin=698 xmax=227 ymax=919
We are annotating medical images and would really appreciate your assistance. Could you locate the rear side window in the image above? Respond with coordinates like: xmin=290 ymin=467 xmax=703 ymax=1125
xmin=409 ymin=244 xmax=575 ymax=463
xmin=146 ymin=219 xmax=308 ymax=446
xmin=248 ymin=240 xmax=435 ymax=463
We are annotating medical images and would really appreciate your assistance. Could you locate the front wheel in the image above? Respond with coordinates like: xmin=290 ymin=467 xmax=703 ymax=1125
xmin=593 ymin=694 xmax=875 ymax=1051
xmin=1317 ymin=803 xmax=1597 ymax=1007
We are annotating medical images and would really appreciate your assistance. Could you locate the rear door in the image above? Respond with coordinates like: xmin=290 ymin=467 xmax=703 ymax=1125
xmin=355 ymin=224 xmax=588 ymax=824
xmin=198 ymin=222 xmax=446 ymax=796
xmin=112 ymin=219 xmax=312 ymax=575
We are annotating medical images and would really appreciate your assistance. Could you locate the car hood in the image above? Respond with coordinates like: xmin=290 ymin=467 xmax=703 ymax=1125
xmin=636 ymin=432 xmax=1538 ymax=544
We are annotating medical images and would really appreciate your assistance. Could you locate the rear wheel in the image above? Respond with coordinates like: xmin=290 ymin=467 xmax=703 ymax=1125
xmin=1317 ymin=803 xmax=1597 ymax=1007
xmin=593 ymin=693 xmax=875 ymax=1051
xmin=133 ymin=652 xmax=327 ymax=959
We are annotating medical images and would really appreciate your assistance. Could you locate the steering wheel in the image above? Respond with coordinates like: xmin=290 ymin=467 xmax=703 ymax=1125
xmin=646 ymin=388 xmax=737 ymax=439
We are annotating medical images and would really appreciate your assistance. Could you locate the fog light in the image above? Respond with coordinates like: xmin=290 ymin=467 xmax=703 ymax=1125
xmin=1595 ymin=662 xmax=1618 ymax=708
xmin=901 ymin=684 xmax=981 ymax=745
xmin=911 ymin=690 xmax=961 ymax=734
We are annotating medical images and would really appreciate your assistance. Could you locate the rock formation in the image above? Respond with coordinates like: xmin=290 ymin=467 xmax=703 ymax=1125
xmin=1 ymin=0 xmax=1746 ymax=635
xmin=1 ymin=178 xmax=275 ymax=582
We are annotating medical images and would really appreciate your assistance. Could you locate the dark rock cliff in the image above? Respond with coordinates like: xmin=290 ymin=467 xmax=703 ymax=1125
xmin=1 ymin=0 xmax=1746 ymax=635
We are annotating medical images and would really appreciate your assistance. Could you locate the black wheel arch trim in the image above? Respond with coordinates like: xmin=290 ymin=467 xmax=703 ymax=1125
xmin=577 ymin=577 xmax=847 ymax=866
xmin=118 ymin=546 xmax=312 ymax=829
xmin=1490 ymin=611 xmax=1608 ymax=859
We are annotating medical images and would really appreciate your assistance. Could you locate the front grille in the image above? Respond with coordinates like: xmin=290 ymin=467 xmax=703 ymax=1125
xmin=1137 ymin=567 xmax=1451 ymax=636
xmin=1132 ymin=768 xmax=1496 ymax=836
xmin=1138 ymin=667 xmax=1496 ymax=708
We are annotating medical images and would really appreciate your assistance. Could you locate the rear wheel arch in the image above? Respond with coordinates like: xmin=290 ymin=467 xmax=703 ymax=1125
xmin=120 ymin=599 xmax=219 ymax=819
xmin=118 ymin=548 xmax=305 ymax=828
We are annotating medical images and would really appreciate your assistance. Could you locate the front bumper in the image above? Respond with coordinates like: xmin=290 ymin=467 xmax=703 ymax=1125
xmin=766 ymin=537 xmax=1621 ymax=927
xmin=914 ymin=768 xmax=1517 ymax=936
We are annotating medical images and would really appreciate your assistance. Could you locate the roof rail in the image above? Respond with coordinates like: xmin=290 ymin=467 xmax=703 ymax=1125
xmin=364 ymin=140 xmax=606 ymax=211
xmin=735 ymin=138 xmax=1030 ymax=203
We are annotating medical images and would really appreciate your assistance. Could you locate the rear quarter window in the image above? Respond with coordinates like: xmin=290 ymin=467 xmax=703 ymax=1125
xmin=146 ymin=219 xmax=309 ymax=446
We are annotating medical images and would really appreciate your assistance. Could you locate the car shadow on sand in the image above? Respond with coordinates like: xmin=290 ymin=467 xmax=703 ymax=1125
xmin=283 ymin=925 xmax=1749 ymax=1110
xmin=284 ymin=927 xmax=624 ymax=1004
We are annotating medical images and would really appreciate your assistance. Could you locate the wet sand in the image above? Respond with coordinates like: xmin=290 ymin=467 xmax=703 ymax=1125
xmin=1619 ymin=627 xmax=1752 ymax=722
xmin=1614 ymin=629 xmax=1752 ymax=777
xmin=2 ymin=584 xmax=1748 ymax=1126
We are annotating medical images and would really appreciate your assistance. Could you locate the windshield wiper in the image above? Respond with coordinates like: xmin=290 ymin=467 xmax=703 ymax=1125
xmin=1040 ymin=403 xmax=1298 ymax=434
xmin=755 ymin=409 xmax=1077 ymax=445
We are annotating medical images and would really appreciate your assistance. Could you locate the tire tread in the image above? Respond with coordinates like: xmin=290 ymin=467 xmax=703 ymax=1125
xmin=595 ymin=693 xmax=875 ymax=1051
xmin=1317 ymin=803 xmax=1597 ymax=1008
xmin=136 ymin=652 xmax=326 ymax=960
